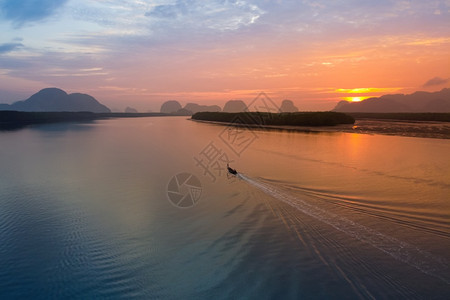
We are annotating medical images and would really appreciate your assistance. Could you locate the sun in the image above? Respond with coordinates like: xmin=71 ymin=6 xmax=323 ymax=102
xmin=342 ymin=96 xmax=370 ymax=102
xmin=351 ymin=97 xmax=363 ymax=102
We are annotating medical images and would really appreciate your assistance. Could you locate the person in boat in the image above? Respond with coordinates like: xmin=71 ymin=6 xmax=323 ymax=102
xmin=227 ymin=163 xmax=238 ymax=175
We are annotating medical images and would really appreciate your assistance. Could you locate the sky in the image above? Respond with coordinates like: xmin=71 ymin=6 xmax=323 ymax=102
xmin=0 ymin=0 xmax=449 ymax=111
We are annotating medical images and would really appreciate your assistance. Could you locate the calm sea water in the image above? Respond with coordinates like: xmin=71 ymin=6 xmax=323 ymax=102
xmin=0 ymin=117 xmax=449 ymax=299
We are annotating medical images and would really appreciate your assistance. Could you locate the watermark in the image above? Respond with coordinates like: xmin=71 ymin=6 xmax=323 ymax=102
xmin=218 ymin=92 xmax=279 ymax=156
xmin=218 ymin=116 xmax=258 ymax=157
xmin=166 ymin=173 xmax=202 ymax=209
xmin=167 ymin=92 xmax=280 ymax=208
xmin=194 ymin=92 xmax=280 ymax=180
xmin=193 ymin=141 xmax=234 ymax=182
xmin=246 ymin=92 xmax=280 ymax=116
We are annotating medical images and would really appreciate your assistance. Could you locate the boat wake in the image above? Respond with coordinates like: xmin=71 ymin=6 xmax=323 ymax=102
xmin=238 ymin=173 xmax=450 ymax=285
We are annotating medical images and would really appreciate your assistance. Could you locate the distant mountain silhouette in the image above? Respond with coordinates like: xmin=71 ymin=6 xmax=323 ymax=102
xmin=160 ymin=101 xmax=222 ymax=115
xmin=174 ymin=108 xmax=192 ymax=116
xmin=334 ymin=88 xmax=450 ymax=112
xmin=183 ymin=103 xmax=221 ymax=114
xmin=280 ymin=99 xmax=298 ymax=112
xmin=125 ymin=106 xmax=138 ymax=113
xmin=223 ymin=100 xmax=247 ymax=112
xmin=0 ymin=88 xmax=111 ymax=113
xmin=160 ymin=100 xmax=182 ymax=113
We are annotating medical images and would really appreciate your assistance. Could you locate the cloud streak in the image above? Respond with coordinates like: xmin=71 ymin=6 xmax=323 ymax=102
xmin=145 ymin=0 xmax=263 ymax=31
xmin=0 ymin=42 xmax=23 ymax=53
xmin=0 ymin=0 xmax=69 ymax=26
xmin=423 ymin=77 xmax=449 ymax=87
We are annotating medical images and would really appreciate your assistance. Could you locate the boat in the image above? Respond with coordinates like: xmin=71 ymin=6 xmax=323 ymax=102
xmin=227 ymin=163 xmax=238 ymax=175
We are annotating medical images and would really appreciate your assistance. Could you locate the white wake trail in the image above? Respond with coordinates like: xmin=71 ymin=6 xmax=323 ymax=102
xmin=238 ymin=173 xmax=450 ymax=284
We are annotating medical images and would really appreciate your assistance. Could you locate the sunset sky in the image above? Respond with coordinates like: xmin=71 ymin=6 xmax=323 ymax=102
xmin=1 ymin=0 xmax=449 ymax=111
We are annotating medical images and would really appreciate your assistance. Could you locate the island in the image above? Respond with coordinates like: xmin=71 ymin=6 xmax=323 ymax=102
xmin=191 ymin=111 xmax=355 ymax=126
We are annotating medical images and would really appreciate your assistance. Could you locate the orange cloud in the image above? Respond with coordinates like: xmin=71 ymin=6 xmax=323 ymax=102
xmin=336 ymin=87 xmax=401 ymax=94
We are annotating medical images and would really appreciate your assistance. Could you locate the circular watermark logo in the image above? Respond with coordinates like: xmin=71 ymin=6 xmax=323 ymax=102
xmin=167 ymin=173 xmax=202 ymax=209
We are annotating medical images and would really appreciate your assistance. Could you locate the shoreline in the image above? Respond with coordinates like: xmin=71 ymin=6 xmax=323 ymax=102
xmin=1 ymin=111 xmax=449 ymax=139
xmin=0 ymin=111 xmax=174 ymax=130
xmin=191 ymin=118 xmax=450 ymax=140
xmin=191 ymin=118 xmax=354 ymax=133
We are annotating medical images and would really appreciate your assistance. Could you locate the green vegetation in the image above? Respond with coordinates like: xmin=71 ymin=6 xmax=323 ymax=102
xmin=192 ymin=111 xmax=355 ymax=126
xmin=347 ymin=113 xmax=450 ymax=122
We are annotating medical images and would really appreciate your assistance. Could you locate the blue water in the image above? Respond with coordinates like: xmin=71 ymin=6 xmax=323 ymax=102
xmin=0 ymin=117 xmax=449 ymax=299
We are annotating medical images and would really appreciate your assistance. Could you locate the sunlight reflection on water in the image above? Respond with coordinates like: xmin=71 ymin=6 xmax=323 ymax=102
xmin=0 ymin=117 xmax=449 ymax=299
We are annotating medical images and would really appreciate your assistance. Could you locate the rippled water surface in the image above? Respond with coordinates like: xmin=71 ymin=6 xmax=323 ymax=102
xmin=0 ymin=117 xmax=449 ymax=299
